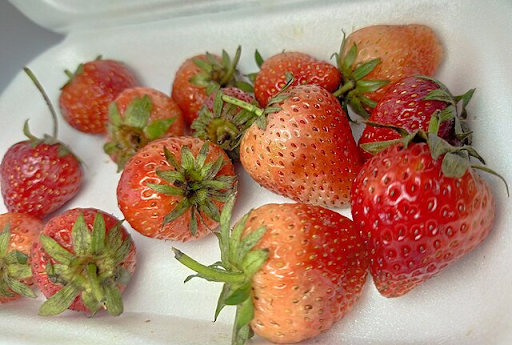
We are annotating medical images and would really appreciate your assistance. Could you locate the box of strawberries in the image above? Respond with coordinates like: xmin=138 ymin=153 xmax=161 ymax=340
xmin=0 ymin=0 xmax=511 ymax=344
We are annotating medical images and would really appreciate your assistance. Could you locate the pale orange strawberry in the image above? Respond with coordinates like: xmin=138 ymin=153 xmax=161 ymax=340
xmin=334 ymin=24 xmax=443 ymax=118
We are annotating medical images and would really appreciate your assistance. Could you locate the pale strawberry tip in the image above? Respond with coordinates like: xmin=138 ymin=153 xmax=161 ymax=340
xmin=0 ymin=224 xmax=36 ymax=300
xmin=37 ymin=213 xmax=133 ymax=317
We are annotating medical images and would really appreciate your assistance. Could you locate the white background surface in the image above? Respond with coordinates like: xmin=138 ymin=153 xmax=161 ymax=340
xmin=1 ymin=1 xmax=511 ymax=344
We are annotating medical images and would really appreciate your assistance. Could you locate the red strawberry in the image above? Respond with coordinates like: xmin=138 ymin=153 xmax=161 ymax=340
xmin=334 ymin=24 xmax=443 ymax=117
xmin=351 ymin=128 xmax=503 ymax=297
xmin=1 ymin=68 xmax=83 ymax=219
xmin=237 ymin=84 xmax=362 ymax=207
xmin=252 ymin=51 xmax=342 ymax=107
xmin=171 ymin=47 xmax=242 ymax=125
xmin=174 ymin=199 xmax=369 ymax=344
xmin=59 ymin=57 xmax=139 ymax=134
xmin=104 ymin=87 xmax=185 ymax=171
xmin=0 ymin=212 xmax=44 ymax=303
xmin=358 ymin=75 xmax=474 ymax=161
xmin=30 ymin=208 xmax=137 ymax=316
xmin=191 ymin=86 xmax=259 ymax=160
xmin=117 ymin=136 xmax=237 ymax=241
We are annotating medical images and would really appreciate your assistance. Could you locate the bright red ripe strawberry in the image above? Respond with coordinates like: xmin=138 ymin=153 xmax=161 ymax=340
xmin=174 ymin=199 xmax=369 ymax=344
xmin=351 ymin=132 xmax=501 ymax=297
xmin=358 ymin=75 xmax=475 ymax=161
xmin=171 ymin=47 xmax=242 ymax=125
xmin=239 ymin=84 xmax=362 ymax=207
xmin=59 ymin=57 xmax=139 ymax=134
xmin=30 ymin=208 xmax=137 ymax=316
xmin=117 ymin=136 xmax=236 ymax=241
xmin=104 ymin=87 xmax=185 ymax=171
xmin=253 ymin=51 xmax=342 ymax=107
xmin=1 ymin=68 xmax=83 ymax=219
xmin=334 ymin=24 xmax=443 ymax=117
xmin=191 ymin=86 xmax=259 ymax=160
xmin=0 ymin=212 xmax=44 ymax=303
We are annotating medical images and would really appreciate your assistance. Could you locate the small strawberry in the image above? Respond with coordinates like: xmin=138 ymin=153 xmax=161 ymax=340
xmin=1 ymin=68 xmax=83 ymax=219
xmin=333 ymin=24 xmax=444 ymax=118
xmin=59 ymin=57 xmax=139 ymax=134
xmin=171 ymin=47 xmax=242 ymax=125
xmin=252 ymin=51 xmax=342 ymax=107
xmin=351 ymin=120 xmax=506 ymax=297
xmin=104 ymin=87 xmax=185 ymax=171
xmin=117 ymin=136 xmax=237 ymax=241
xmin=0 ymin=212 xmax=44 ymax=303
xmin=174 ymin=198 xmax=369 ymax=344
xmin=30 ymin=208 xmax=137 ymax=316
xmin=358 ymin=75 xmax=475 ymax=161
xmin=227 ymin=82 xmax=362 ymax=207
xmin=191 ymin=85 xmax=259 ymax=160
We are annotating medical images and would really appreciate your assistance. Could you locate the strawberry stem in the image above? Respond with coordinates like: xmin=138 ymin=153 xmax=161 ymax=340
xmin=24 ymin=67 xmax=59 ymax=138
xmin=173 ymin=247 xmax=245 ymax=284
xmin=221 ymin=94 xmax=265 ymax=117
xmin=332 ymin=79 xmax=355 ymax=98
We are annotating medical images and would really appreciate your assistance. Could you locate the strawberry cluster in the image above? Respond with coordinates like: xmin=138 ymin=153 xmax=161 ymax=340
xmin=0 ymin=23 xmax=507 ymax=345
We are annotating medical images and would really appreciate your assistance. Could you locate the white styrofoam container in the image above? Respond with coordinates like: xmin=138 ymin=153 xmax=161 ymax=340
xmin=1 ymin=0 xmax=512 ymax=344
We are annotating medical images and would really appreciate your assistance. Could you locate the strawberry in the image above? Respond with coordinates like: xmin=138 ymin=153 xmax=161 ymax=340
xmin=104 ymin=87 xmax=185 ymax=171
xmin=171 ymin=47 xmax=242 ymax=125
xmin=358 ymin=75 xmax=475 ymax=161
xmin=351 ymin=122 xmax=505 ymax=297
xmin=30 ymin=208 xmax=137 ymax=316
xmin=1 ymin=68 xmax=83 ymax=219
xmin=191 ymin=85 xmax=259 ymax=160
xmin=117 ymin=136 xmax=237 ymax=241
xmin=234 ymin=83 xmax=362 ymax=207
xmin=0 ymin=212 xmax=44 ymax=303
xmin=252 ymin=51 xmax=342 ymax=107
xmin=174 ymin=198 xmax=369 ymax=344
xmin=334 ymin=24 xmax=444 ymax=118
xmin=59 ymin=57 xmax=139 ymax=134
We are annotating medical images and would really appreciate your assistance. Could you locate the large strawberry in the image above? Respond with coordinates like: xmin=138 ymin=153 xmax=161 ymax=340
xmin=59 ymin=57 xmax=139 ymax=134
xmin=232 ymin=83 xmax=362 ymax=207
xmin=191 ymin=85 xmax=259 ymax=160
xmin=358 ymin=75 xmax=474 ymax=161
xmin=30 ymin=208 xmax=137 ymax=316
xmin=0 ymin=212 xmax=44 ymax=303
xmin=351 ymin=122 xmax=505 ymax=297
xmin=252 ymin=51 xmax=342 ymax=107
xmin=334 ymin=24 xmax=444 ymax=118
xmin=117 ymin=136 xmax=237 ymax=241
xmin=104 ymin=87 xmax=185 ymax=171
xmin=171 ymin=47 xmax=242 ymax=125
xmin=1 ymin=68 xmax=83 ymax=219
xmin=174 ymin=198 xmax=369 ymax=344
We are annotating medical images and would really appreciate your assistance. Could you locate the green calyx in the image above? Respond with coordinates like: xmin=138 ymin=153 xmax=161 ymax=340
xmin=104 ymin=95 xmax=176 ymax=172
xmin=332 ymin=31 xmax=389 ymax=119
xmin=219 ymin=73 xmax=295 ymax=132
xmin=0 ymin=223 xmax=37 ymax=300
xmin=360 ymin=113 xmax=509 ymax=195
xmin=173 ymin=195 xmax=268 ymax=345
xmin=38 ymin=213 xmax=133 ymax=317
xmin=191 ymin=84 xmax=260 ymax=160
xmin=146 ymin=141 xmax=237 ymax=236
xmin=190 ymin=46 xmax=243 ymax=89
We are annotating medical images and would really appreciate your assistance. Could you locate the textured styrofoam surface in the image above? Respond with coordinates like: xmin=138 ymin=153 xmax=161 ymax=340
xmin=1 ymin=0 xmax=512 ymax=344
